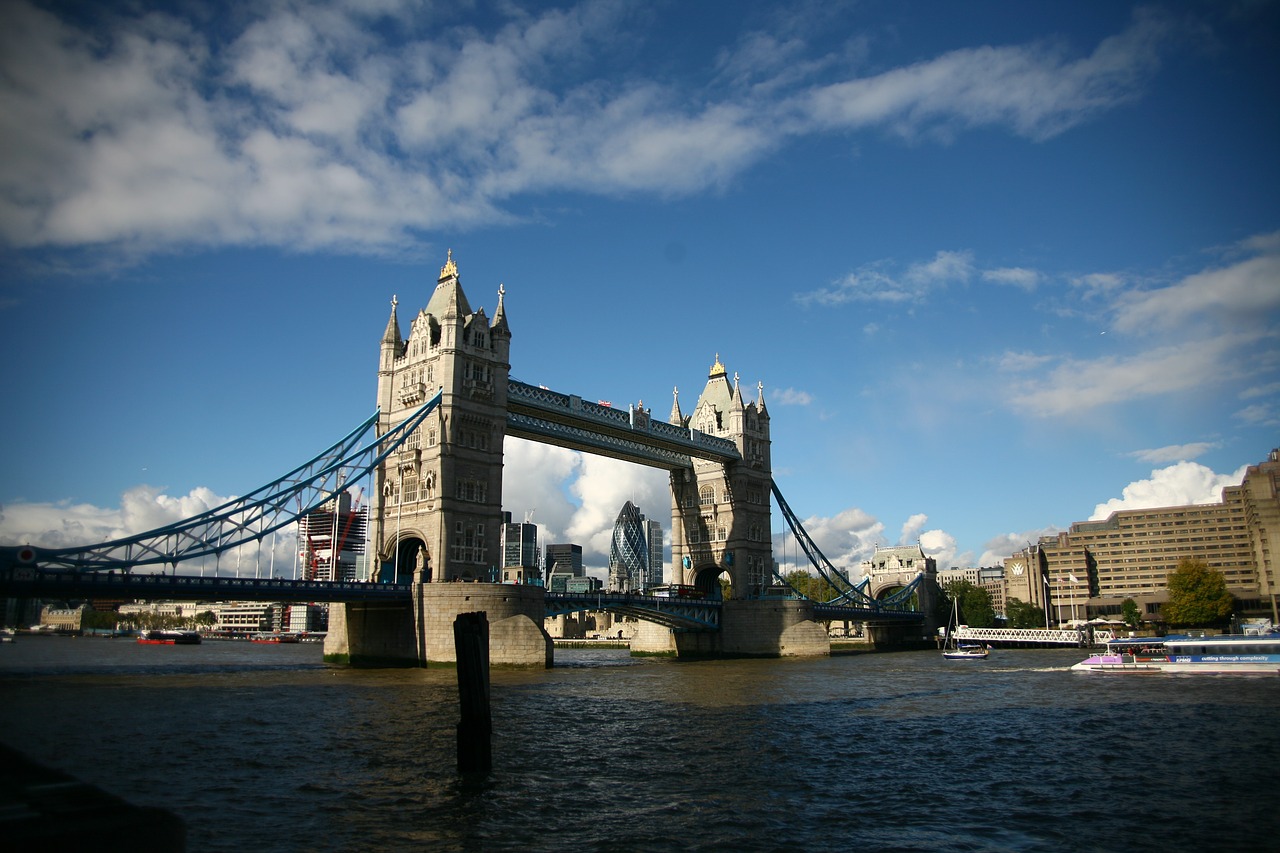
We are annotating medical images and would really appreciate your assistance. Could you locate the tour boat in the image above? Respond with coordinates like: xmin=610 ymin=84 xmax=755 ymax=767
xmin=137 ymin=629 xmax=202 ymax=645
xmin=941 ymin=599 xmax=988 ymax=660
xmin=1071 ymin=631 xmax=1280 ymax=674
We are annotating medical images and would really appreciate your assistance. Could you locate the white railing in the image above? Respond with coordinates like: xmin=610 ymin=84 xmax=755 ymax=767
xmin=954 ymin=626 xmax=1085 ymax=645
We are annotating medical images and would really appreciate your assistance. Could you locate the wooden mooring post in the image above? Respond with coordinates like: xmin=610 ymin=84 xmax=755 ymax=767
xmin=453 ymin=612 xmax=492 ymax=774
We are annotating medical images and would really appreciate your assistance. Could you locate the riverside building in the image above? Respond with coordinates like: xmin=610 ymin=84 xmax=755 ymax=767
xmin=1005 ymin=448 xmax=1280 ymax=625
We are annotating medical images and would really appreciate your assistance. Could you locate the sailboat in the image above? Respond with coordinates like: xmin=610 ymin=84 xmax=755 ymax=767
xmin=942 ymin=598 xmax=989 ymax=660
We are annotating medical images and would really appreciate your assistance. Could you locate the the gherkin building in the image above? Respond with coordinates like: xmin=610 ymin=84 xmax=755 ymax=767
xmin=608 ymin=501 xmax=648 ymax=592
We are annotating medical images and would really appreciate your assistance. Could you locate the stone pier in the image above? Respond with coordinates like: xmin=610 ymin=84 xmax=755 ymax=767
xmin=629 ymin=599 xmax=829 ymax=658
xmin=325 ymin=583 xmax=552 ymax=667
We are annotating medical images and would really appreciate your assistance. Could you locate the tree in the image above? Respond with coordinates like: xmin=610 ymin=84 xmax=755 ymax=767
xmin=1006 ymin=597 xmax=1045 ymax=629
xmin=945 ymin=580 xmax=996 ymax=628
xmin=1121 ymin=598 xmax=1141 ymax=628
xmin=782 ymin=570 xmax=839 ymax=602
xmin=1163 ymin=558 xmax=1234 ymax=627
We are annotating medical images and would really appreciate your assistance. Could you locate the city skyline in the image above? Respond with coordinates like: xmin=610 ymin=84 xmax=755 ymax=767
xmin=1 ymin=1 xmax=1277 ymax=575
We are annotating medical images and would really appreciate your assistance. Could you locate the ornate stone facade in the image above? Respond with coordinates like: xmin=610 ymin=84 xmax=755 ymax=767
xmin=372 ymin=252 xmax=512 ymax=582
xmin=668 ymin=355 xmax=773 ymax=599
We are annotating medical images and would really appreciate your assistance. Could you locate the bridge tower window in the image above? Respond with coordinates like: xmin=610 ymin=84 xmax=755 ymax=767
xmin=700 ymin=486 xmax=715 ymax=507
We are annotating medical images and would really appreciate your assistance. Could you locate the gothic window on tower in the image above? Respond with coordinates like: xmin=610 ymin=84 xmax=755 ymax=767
xmin=700 ymin=485 xmax=715 ymax=507
xmin=402 ymin=474 xmax=418 ymax=503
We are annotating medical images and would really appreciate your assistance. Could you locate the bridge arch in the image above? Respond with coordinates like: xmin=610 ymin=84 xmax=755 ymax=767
xmin=690 ymin=562 xmax=730 ymax=599
xmin=378 ymin=535 xmax=429 ymax=585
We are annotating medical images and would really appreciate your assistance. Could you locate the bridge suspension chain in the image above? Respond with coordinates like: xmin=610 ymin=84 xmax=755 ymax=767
xmin=770 ymin=480 xmax=925 ymax=612
xmin=770 ymin=479 xmax=880 ymax=607
xmin=1 ymin=393 xmax=443 ymax=574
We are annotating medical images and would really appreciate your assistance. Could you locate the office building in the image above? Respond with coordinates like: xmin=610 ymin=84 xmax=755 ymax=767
xmin=500 ymin=514 xmax=540 ymax=584
xmin=1007 ymin=448 xmax=1280 ymax=625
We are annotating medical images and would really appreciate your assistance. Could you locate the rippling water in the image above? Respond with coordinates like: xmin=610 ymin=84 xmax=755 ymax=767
xmin=2 ymin=636 xmax=1278 ymax=852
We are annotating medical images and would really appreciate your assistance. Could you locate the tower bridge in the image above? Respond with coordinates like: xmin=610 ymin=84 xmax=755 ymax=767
xmin=0 ymin=251 xmax=932 ymax=665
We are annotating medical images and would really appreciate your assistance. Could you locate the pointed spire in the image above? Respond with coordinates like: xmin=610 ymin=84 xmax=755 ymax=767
xmin=491 ymin=282 xmax=511 ymax=335
xmin=669 ymin=386 xmax=683 ymax=425
xmin=757 ymin=380 xmax=769 ymax=414
xmin=382 ymin=294 xmax=402 ymax=346
xmin=426 ymin=250 xmax=472 ymax=319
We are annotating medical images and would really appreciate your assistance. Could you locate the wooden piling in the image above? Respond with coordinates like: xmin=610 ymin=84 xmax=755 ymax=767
xmin=453 ymin=611 xmax=492 ymax=774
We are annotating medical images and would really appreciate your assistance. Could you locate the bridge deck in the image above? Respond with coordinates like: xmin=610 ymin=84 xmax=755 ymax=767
xmin=0 ymin=570 xmax=413 ymax=603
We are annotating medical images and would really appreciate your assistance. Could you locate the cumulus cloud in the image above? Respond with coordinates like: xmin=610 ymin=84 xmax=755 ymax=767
xmin=0 ymin=1 xmax=1181 ymax=257
xmin=1090 ymin=461 xmax=1248 ymax=519
xmin=774 ymin=505 xmax=885 ymax=576
xmin=504 ymin=437 xmax=669 ymax=573
xmin=899 ymin=512 xmax=928 ymax=544
xmin=977 ymin=527 xmax=1060 ymax=567
xmin=0 ymin=485 xmax=301 ymax=575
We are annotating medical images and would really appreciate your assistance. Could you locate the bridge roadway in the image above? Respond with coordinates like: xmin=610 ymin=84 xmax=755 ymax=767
xmin=0 ymin=569 xmax=414 ymax=604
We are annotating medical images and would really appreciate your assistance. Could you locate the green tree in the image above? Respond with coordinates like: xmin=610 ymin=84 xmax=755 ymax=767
xmin=945 ymin=580 xmax=997 ymax=628
xmin=782 ymin=570 xmax=839 ymax=602
xmin=1121 ymin=598 xmax=1141 ymax=628
xmin=1005 ymin=597 xmax=1045 ymax=629
xmin=1163 ymin=558 xmax=1234 ymax=627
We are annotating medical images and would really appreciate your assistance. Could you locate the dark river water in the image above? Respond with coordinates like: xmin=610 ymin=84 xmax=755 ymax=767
xmin=2 ymin=636 xmax=1277 ymax=852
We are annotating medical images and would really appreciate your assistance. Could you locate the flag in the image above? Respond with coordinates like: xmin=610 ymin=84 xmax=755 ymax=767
xmin=1069 ymin=573 xmax=1079 ymax=583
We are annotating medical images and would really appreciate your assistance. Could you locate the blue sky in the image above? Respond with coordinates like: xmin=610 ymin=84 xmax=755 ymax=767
xmin=1 ymin=0 xmax=1277 ymax=578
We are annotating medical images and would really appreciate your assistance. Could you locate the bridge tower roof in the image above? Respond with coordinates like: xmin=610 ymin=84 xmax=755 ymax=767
xmin=424 ymin=248 xmax=472 ymax=319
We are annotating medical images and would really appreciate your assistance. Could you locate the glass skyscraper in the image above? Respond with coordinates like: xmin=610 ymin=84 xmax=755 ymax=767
xmin=608 ymin=501 xmax=662 ymax=592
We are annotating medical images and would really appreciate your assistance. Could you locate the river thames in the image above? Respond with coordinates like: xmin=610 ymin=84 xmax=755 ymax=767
xmin=1 ymin=636 xmax=1277 ymax=852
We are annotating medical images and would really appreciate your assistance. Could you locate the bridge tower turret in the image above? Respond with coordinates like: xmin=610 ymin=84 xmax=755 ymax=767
xmin=669 ymin=355 xmax=773 ymax=599
xmin=371 ymin=251 xmax=511 ymax=583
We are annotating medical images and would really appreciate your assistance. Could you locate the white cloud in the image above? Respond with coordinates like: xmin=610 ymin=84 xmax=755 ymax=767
xmin=776 ymin=505 xmax=885 ymax=576
xmin=983 ymin=266 xmax=1041 ymax=291
xmin=796 ymin=250 xmax=973 ymax=307
xmin=800 ymin=8 xmax=1173 ymax=142
xmin=1128 ymin=443 xmax=1219 ymax=464
xmin=1234 ymin=403 xmax=1280 ymax=427
xmin=0 ymin=1 xmax=1183 ymax=258
xmin=899 ymin=512 xmax=928 ymax=544
xmin=1090 ymin=461 xmax=1248 ymax=519
xmin=919 ymin=528 xmax=960 ymax=570
xmin=997 ymin=350 xmax=1055 ymax=372
xmin=1112 ymin=237 xmax=1280 ymax=334
xmin=773 ymin=387 xmax=813 ymax=405
xmin=1006 ymin=234 xmax=1280 ymax=418
xmin=0 ymin=485 xmax=301 ymax=575
xmin=977 ymin=527 xmax=1060 ymax=568
xmin=1013 ymin=334 xmax=1250 ymax=418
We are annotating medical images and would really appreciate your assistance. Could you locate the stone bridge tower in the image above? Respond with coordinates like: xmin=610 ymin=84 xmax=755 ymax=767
xmin=668 ymin=355 xmax=773 ymax=599
xmin=372 ymin=252 xmax=511 ymax=583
